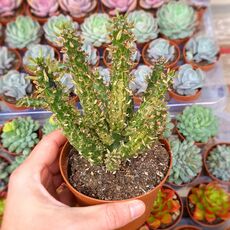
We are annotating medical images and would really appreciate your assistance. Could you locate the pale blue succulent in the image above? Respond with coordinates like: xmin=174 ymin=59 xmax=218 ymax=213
xmin=185 ymin=36 xmax=219 ymax=63
xmin=0 ymin=46 xmax=16 ymax=75
xmin=60 ymin=73 xmax=75 ymax=93
xmin=173 ymin=64 xmax=205 ymax=96
xmin=97 ymin=66 xmax=111 ymax=86
xmin=81 ymin=42 xmax=99 ymax=66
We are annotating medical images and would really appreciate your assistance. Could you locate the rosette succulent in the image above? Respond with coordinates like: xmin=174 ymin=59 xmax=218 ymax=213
xmin=157 ymin=1 xmax=196 ymax=39
xmin=177 ymin=105 xmax=218 ymax=143
xmin=0 ymin=156 xmax=11 ymax=192
xmin=5 ymin=16 xmax=42 ymax=49
xmin=0 ymin=46 xmax=17 ymax=75
xmin=0 ymin=0 xmax=22 ymax=17
xmin=60 ymin=73 xmax=76 ymax=93
xmin=27 ymin=0 xmax=59 ymax=17
xmin=81 ymin=13 xmax=111 ymax=47
xmin=163 ymin=114 xmax=174 ymax=139
xmin=96 ymin=66 xmax=111 ymax=86
xmin=59 ymin=0 xmax=97 ymax=18
xmin=173 ymin=64 xmax=205 ymax=96
xmin=206 ymin=144 xmax=230 ymax=182
xmin=139 ymin=0 xmax=167 ymax=9
xmin=0 ymin=70 xmax=33 ymax=101
xmin=42 ymin=116 xmax=58 ymax=135
xmin=185 ymin=36 xmax=219 ymax=64
xmin=43 ymin=14 xmax=79 ymax=47
xmin=101 ymin=0 xmax=137 ymax=15
xmin=127 ymin=10 xmax=158 ymax=43
xmin=168 ymin=138 xmax=202 ymax=185
xmin=81 ymin=42 xmax=99 ymax=66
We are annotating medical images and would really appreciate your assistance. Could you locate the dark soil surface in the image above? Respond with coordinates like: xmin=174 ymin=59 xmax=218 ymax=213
xmin=68 ymin=142 xmax=170 ymax=200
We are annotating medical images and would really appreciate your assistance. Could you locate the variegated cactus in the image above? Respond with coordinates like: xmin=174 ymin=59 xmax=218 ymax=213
xmin=0 ymin=0 xmax=22 ymax=17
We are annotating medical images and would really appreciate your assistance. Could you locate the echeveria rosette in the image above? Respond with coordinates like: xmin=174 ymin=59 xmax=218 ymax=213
xmin=139 ymin=0 xmax=167 ymax=9
xmin=127 ymin=10 xmax=158 ymax=43
xmin=27 ymin=0 xmax=59 ymax=17
xmin=185 ymin=36 xmax=219 ymax=64
xmin=177 ymin=105 xmax=218 ymax=143
xmin=81 ymin=13 xmax=111 ymax=47
xmin=157 ymin=1 xmax=196 ymax=40
xmin=173 ymin=64 xmax=205 ymax=96
xmin=0 ymin=0 xmax=22 ymax=17
xmin=5 ymin=16 xmax=42 ymax=49
xmin=0 ymin=46 xmax=16 ymax=75
xmin=81 ymin=42 xmax=99 ymax=66
xmin=44 ymin=14 xmax=79 ymax=47
xmin=101 ymin=0 xmax=137 ymax=15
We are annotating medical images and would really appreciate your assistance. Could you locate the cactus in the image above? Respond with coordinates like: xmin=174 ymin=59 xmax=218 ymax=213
xmin=163 ymin=114 xmax=174 ymax=139
xmin=42 ymin=116 xmax=58 ymax=135
xmin=185 ymin=36 xmax=219 ymax=64
xmin=19 ymin=15 xmax=173 ymax=172
xmin=168 ymin=137 xmax=202 ymax=185
xmin=176 ymin=105 xmax=218 ymax=143
xmin=43 ymin=14 xmax=79 ymax=47
xmin=127 ymin=10 xmax=158 ymax=43
xmin=0 ymin=156 xmax=11 ymax=192
xmin=5 ymin=16 xmax=42 ymax=49
xmin=139 ymin=0 xmax=167 ymax=9
xmin=147 ymin=187 xmax=181 ymax=229
xmin=1 ymin=117 xmax=40 ymax=155
xmin=0 ymin=70 xmax=33 ymax=101
xmin=27 ymin=0 xmax=59 ymax=17
xmin=0 ymin=0 xmax=22 ymax=17
xmin=173 ymin=64 xmax=205 ymax=96
xmin=101 ymin=0 xmax=137 ymax=15
xmin=188 ymin=182 xmax=230 ymax=223
xmin=147 ymin=38 xmax=175 ymax=63
xmin=206 ymin=144 xmax=230 ymax=182
xmin=59 ymin=0 xmax=97 ymax=18
xmin=157 ymin=1 xmax=196 ymax=39
xmin=0 ymin=46 xmax=16 ymax=75
xmin=81 ymin=13 xmax=111 ymax=47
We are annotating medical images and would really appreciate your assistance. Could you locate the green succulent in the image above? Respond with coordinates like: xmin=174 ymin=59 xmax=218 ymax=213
xmin=0 ymin=156 xmax=11 ymax=192
xmin=42 ymin=116 xmax=59 ymax=135
xmin=176 ymin=105 xmax=218 ymax=143
xmin=1 ymin=117 xmax=40 ymax=155
xmin=168 ymin=137 xmax=202 ymax=185
xmin=163 ymin=114 xmax=174 ymax=139
xmin=207 ymin=144 xmax=230 ymax=182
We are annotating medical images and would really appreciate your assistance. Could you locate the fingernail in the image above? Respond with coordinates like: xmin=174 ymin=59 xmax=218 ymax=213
xmin=129 ymin=200 xmax=146 ymax=220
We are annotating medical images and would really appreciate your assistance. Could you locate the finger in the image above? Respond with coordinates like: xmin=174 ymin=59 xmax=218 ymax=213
xmin=56 ymin=183 xmax=77 ymax=206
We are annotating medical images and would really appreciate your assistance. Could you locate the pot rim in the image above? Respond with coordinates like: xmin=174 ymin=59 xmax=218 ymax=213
xmin=168 ymin=88 xmax=202 ymax=102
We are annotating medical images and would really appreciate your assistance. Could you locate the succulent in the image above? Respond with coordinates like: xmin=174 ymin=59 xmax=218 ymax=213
xmin=168 ymin=138 xmax=202 ymax=185
xmin=5 ymin=16 xmax=42 ymax=49
xmin=206 ymin=144 xmax=230 ymax=182
xmin=147 ymin=38 xmax=175 ymax=63
xmin=188 ymin=182 xmax=230 ymax=223
xmin=185 ymin=36 xmax=219 ymax=64
xmin=163 ymin=114 xmax=174 ymax=139
xmin=59 ymin=0 xmax=97 ymax=18
xmin=1 ymin=117 xmax=40 ymax=155
xmin=0 ymin=156 xmax=11 ymax=192
xmin=177 ymin=105 xmax=218 ymax=143
xmin=127 ymin=10 xmax=158 ymax=43
xmin=42 ymin=116 xmax=58 ymax=135
xmin=147 ymin=187 xmax=181 ymax=229
xmin=0 ymin=70 xmax=33 ymax=101
xmin=139 ymin=0 xmax=166 ymax=9
xmin=0 ymin=0 xmax=22 ymax=17
xmin=81 ymin=13 xmax=111 ymax=47
xmin=129 ymin=65 xmax=152 ymax=95
xmin=157 ymin=1 xmax=196 ymax=40
xmin=43 ymin=14 xmax=79 ymax=47
xmin=0 ymin=46 xmax=16 ymax=75
xmin=173 ymin=64 xmax=205 ymax=96
xmin=60 ymin=73 xmax=76 ymax=93
xmin=188 ymin=0 xmax=209 ymax=8
xmin=81 ymin=42 xmax=99 ymax=66
xmin=101 ymin=0 xmax=137 ymax=15
xmin=96 ymin=66 xmax=111 ymax=86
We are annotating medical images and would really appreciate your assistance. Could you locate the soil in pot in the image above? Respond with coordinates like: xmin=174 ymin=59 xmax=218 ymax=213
xmin=168 ymin=88 xmax=202 ymax=102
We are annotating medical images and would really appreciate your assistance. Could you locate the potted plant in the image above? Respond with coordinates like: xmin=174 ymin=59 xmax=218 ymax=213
xmin=26 ymin=0 xmax=59 ymax=24
xmin=0 ymin=117 xmax=41 ymax=156
xmin=146 ymin=185 xmax=183 ymax=229
xmin=42 ymin=116 xmax=58 ymax=136
xmin=142 ymin=38 xmax=180 ymax=69
xmin=157 ymin=1 xmax=197 ymax=45
xmin=169 ymin=64 xmax=205 ymax=102
xmin=187 ymin=182 xmax=230 ymax=228
xmin=19 ymin=15 xmax=173 ymax=230
xmin=0 ymin=153 xmax=11 ymax=195
xmin=204 ymin=143 xmax=230 ymax=185
xmin=174 ymin=225 xmax=201 ymax=230
xmin=184 ymin=36 xmax=220 ymax=71
xmin=167 ymin=137 xmax=202 ymax=186
xmin=176 ymin=105 xmax=218 ymax=147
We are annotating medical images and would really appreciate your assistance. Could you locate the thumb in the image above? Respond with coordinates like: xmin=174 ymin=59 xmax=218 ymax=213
xmin=75 ymin=200 xmax=146 ymax=230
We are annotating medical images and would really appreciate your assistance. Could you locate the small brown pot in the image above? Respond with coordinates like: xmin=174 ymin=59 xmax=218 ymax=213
xmin=203 ymin=143 xmax=230 ymax=186
xmin=168 ymin=88 xmax=202 ymax=102
xmin=160 ymin=33 xmax=190 ymax=46
xmin=59 ymin=139 xmax=172 ymax=230
xmin=174 ymin=225 xmax=202 ymax=230
xmin=0 ymin=154 xmax=11 ymax=195
xmin=142 ymin=40 xmax=180 ymax=69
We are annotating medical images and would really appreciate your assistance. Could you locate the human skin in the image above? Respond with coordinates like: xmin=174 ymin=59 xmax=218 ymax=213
xmin=1 ymin=130 xmax=145 ymax=230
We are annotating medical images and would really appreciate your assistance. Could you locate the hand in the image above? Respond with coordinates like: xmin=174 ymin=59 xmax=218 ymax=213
xmin=2 ymin=130 xmax=145 ymax=230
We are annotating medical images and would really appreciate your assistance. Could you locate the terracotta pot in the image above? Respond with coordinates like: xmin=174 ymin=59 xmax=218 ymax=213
xmin=133 ymin=96 xmax=142 ymax=106
xmin=0 ymin=154 xmax=11 ymax=195
xmin=203 ymin=143 xmax=230 ymax=186
xmin=168 ymin=88 xmax=202 ymax=102
xmin=160 ymin=34 xmax=190 ymax=46
xmin=59 ymin=139 xmax=172 ymax=230
xmin=174 ymin=225 xmax=201 ymax=230
xmin=142 ymin=40 xmax=180 ymax=69
xmin=0 ymin=99 xmax=30 ymax=111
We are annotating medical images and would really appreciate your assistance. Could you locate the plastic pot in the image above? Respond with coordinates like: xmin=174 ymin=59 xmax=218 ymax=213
xmin=59 ymin=139 xmax=172 ymax=230
xmin=168 ymin=88 xmax=202 ymax=102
